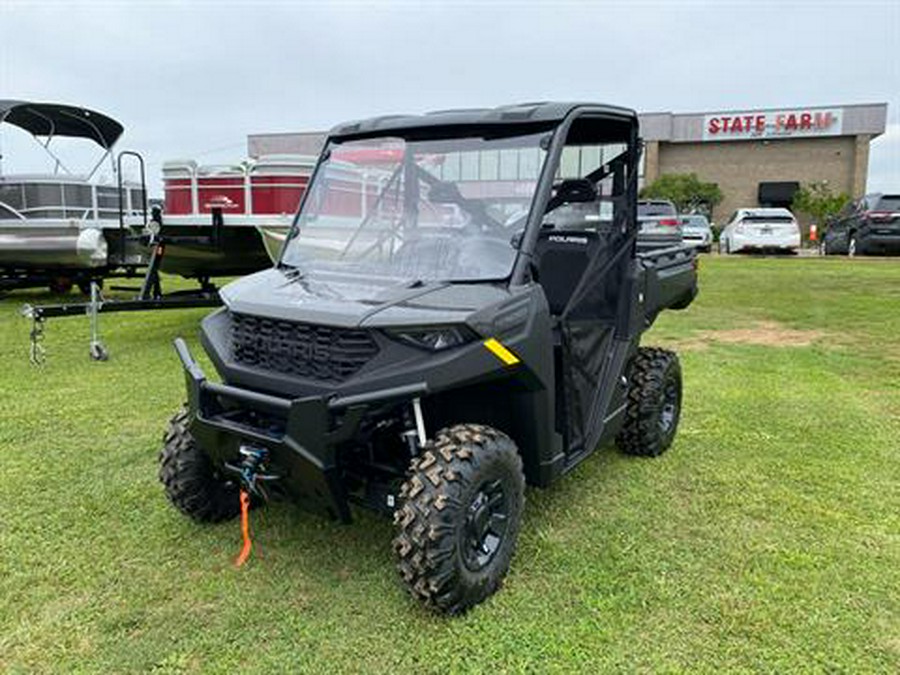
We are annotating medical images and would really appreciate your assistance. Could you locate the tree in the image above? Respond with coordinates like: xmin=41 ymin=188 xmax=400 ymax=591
xmin=639 ymin=173 xmax=723 ymax=214
xmin=791 ymin=181 xmax=850 ymax=229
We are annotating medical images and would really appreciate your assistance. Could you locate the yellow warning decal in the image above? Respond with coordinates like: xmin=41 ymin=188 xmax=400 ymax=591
xmin=483 ymin=338 xmax=520 ymax=366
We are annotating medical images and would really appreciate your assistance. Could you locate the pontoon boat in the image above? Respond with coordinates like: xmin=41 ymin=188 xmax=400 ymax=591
xmin=0 ymin=100 xmax=148 ymax=292
xmin=159 ymin=154 xmax=315 ymax=278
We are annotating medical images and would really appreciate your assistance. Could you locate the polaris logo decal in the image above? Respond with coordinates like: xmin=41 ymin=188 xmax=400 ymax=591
xmin=548 ymin=235 xmax=589 ymax=245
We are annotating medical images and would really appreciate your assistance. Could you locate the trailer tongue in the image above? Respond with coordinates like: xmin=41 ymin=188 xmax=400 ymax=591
xmin=18 ymin=151 xmax=319 ymax=362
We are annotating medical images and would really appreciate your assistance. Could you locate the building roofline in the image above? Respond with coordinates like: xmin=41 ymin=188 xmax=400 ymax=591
xmin=639 ymin=102 xmax=887 ymax=118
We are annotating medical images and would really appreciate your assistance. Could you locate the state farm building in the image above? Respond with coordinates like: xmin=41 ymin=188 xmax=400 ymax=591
xmin=639 ymin=103 xmax=887 ymax=223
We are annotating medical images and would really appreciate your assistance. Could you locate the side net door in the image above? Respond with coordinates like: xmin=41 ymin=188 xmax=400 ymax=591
xmin=534 ymin=120 xmax=641 ymax=456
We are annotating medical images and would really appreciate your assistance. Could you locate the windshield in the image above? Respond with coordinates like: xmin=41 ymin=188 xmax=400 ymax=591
xmin=874 ymin=196 xmax=900 ymax=211
xmin=638 ymin=202 xmax=676 ymax=218
xmin=280 ymin=132 xmax=549 ymax=282
xmin=742 ymin=215 xmax=794 ymax=223
xmin=681 ymin=215 xmax=709 ymax=227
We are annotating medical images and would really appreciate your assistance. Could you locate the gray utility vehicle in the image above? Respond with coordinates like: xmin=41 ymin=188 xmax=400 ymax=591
xmin=160 ymin=102 xmax=698 ymax=614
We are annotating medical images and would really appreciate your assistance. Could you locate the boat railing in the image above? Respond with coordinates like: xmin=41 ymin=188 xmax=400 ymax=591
xmin=0 ymin=200 xmax=26 ymax=220
xmin=163 ymin=154 xmax=317 ymax=217
xmin=0 ymin=176 xmax=146 ymax=223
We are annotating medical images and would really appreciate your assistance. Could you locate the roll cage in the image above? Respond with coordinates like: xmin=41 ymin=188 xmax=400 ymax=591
xmin=280 ymin=103 xmax=641 ymax=291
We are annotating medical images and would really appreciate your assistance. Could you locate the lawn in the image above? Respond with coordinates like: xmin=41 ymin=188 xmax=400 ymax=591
xmin=1 ymin=257 xmax=898 ymax=673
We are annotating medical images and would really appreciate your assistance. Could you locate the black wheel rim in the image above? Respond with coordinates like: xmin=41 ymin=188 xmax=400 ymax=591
xmin=462 ymin=479 xmax=509 ymax=572
xmin=659 ymin=377 xmax=679 ymax=435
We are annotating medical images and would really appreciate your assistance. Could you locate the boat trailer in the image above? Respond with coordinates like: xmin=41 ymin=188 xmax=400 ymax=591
xmin=23 ymin=230 xmax=223 ymax=364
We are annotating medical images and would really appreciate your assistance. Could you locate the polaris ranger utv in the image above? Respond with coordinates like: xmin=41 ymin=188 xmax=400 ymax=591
xmin=160 ymin=102 xmax=698 ymax=614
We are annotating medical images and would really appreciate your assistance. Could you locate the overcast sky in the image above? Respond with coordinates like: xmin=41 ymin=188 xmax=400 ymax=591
xmin=1 ymin=0 xmax=898 ymax=194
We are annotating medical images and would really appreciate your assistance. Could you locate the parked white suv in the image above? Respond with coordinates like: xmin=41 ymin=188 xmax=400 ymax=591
xmin=720 ymin=208 xmax=801 ymax=254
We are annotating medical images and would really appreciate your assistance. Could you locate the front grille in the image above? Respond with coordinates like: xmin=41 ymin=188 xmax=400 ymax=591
xmin=231 ymin=312 xmax=379 ymax=382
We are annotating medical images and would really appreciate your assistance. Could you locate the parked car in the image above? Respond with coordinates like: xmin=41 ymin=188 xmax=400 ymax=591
xmin=720 ymin=208 xmax=801 ymax=254
xmin=822 ymin=193 xmax=900 ymax=256
xmin=680 ymin=214 xmax=713 ymax=252
xmin=637 ymin=199 xmax=681 ymax=247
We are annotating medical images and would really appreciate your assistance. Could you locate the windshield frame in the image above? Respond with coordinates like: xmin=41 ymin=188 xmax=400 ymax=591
xmin=277 ymin=108 xmax=640 ymax=287
xmin=277 ymin=129 xmax=553 ymax=284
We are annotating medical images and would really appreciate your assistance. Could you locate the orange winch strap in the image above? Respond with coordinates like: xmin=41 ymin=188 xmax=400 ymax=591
xmin=234 ymin=490 xmax=252 ymax=567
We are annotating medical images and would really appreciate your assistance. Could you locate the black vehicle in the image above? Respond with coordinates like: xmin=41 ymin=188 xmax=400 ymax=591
xmin=159 ymin=102 xmax=699 ymax=614
xmin=823 ymin=193 xmax=900 ymax=256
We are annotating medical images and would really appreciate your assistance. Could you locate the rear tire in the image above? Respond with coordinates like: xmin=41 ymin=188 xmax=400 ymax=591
xmin=393 ymin=424 xmax=525 ymax=615
xmin=617 ymin=347 xmax=682 ymax=457
xmin=48 ymin=277 xmax=73 ymax=294
xmin=158 ymin=407 xmax=240 ymax=523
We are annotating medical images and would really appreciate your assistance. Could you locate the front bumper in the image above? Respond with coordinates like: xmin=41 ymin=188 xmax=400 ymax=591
xmin=730 ymin=233 xmax=800 ymax=252
xmin=175 ymin=338 xmax=426 ymax=522
xmin=682 ymin=232 xmax=711 ymax=248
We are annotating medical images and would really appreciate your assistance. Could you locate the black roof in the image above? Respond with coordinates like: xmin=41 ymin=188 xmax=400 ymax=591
xmin=328 ymin=101 xmax=638 ymax=139
xmin=0 ymin=100 xmax=124 ymax=149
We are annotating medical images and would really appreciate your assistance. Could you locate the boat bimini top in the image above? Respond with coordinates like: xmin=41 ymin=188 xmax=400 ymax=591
xmin=0 ymin=100 xmax=125 ymax=179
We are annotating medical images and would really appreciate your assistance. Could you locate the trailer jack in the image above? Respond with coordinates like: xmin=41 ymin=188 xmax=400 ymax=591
xmin=87 ymin=281 xmax=109 ymax=362
xmin=27 ymin=314 xmax=45 ymax=366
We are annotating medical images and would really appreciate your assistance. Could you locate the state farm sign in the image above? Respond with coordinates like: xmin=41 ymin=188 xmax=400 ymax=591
xmin=702 ymin=107 xmax=843 ymax=142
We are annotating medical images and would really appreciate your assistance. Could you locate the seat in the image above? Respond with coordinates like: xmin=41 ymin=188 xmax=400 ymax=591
xmin=532 ymin=229 xmax=602 ymax=315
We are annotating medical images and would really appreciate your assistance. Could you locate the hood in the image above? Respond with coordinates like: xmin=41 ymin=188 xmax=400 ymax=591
xmin=220 ymin=268 xmax=510 ymax=328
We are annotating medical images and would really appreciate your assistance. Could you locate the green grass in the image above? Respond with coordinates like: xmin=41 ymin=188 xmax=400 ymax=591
xmin=1 ymin=257 xmax=899 ymax=673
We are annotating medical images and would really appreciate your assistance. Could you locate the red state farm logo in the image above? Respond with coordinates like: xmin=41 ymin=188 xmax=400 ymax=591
xmin=706 ymin=110 xmax=839 ymax=138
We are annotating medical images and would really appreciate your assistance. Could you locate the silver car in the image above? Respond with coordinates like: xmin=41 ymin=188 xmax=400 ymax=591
xmin=680 ymin=214 xmax=713 ymax=252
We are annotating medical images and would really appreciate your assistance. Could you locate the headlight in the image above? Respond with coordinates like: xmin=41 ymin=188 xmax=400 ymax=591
xmin=386 ymin=325 xmax=477 ymax=351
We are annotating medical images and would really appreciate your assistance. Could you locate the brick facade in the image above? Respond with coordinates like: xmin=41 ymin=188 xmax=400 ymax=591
xmin=648 ymin=135 xmax=859 ymax=225
xmin=637 ymin=103 xmax=887 ymax=227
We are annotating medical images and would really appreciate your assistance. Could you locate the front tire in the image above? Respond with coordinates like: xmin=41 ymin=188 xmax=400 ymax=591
xmin=158 ymin=408 xmax=240 ymax=522
xmin=393 ymin=424 xmax=525 ymax=615
xmin=617 ymin=348 xmax=683 ymax=457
